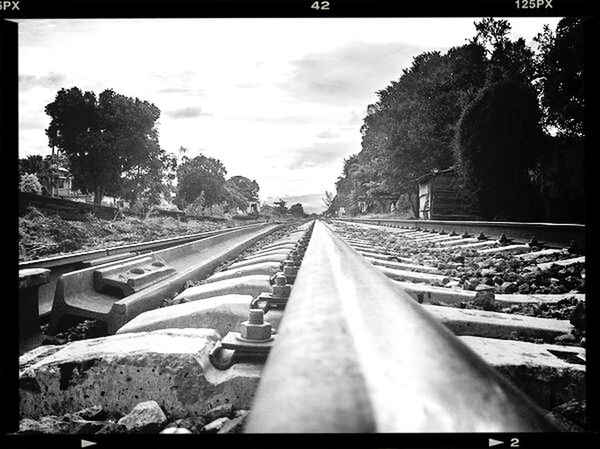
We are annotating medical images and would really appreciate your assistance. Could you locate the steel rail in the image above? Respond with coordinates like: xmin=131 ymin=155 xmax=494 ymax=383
xmin=19 ymin=222 xmax=265 ymax=270
xmin=336 ymin=217 xmax=585 ymax=248
xmin=19 ymin=222 xmax=268 ymax=322
xmin=245 ymin=220 xmax=557 ymax=432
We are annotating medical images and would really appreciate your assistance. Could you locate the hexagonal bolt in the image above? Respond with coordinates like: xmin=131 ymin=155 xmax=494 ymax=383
xmin=272 ymin=274 xmax=291 ymax=298
xmin=240 ymin=309 xmax=272 ymax=341
xmin=461 ymin=232 xmax=470 ymax=238
xmin=477 ymin=232 xmax=486 ymax=241
xmin=528 ymin=237 xmax=540 ymax=247
xmin=498 ymin=233 xmax=509 ymax=245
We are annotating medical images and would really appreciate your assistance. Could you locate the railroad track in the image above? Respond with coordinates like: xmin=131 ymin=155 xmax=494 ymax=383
xmin=17 ymin=219 xmax=586 ymax=434
xmin=18 ymin=222 xmax=285 ymax=353
xmin=338 ymin=217 xmax=585 ymax=249
xmin=19 ymin=222 xmax=268 ymax=319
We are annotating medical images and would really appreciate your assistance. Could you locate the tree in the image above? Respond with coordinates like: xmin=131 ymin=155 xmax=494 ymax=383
xmin=45 ymin=87 xmax=162 ymax=204
xmin=322 ymin=191 xmax=334 ymax=209
xmin=227 ymin=176 xmax=259 ymax=202
xmin=273 ymin=199 xmax=287 ymax=215
xmin=175 ymin=153 xmax=227 ymax=208
xmin=333 ymin=42 xmax=488 ymax=215
xmin=454 ymin=80 xmax=545 ymax=220
xmin=120 ymin=147 xmax=177 ymax=208
xmin=472 ymin=18 xmax=536 ymax=85
xmin=20 ymin=173 xmax=42 ymax=194
xmin=19 ymin=155 xmax=46 ymax=176
xmin=534 ymin=17 xmax=584 ymax=138
xmin=220 ymin=175 xmax=260 ymax=211
xmin=289 ymin=203 xmax=305 ymax=218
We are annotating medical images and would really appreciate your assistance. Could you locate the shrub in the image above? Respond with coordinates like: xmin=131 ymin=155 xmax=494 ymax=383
xmin=20 ymin=173 xmax=43 ymax=194
xmin=454 ymin=80 xmax=544 ymax=220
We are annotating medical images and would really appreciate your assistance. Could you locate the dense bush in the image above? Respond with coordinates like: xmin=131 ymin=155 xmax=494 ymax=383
xmin=20 ymin=173 xmax=43 ymax=194
xmin=454 ymin=80 xmax=544 ymax=220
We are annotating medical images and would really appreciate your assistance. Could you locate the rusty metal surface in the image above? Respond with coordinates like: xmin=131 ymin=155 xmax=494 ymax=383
xmin=245 ymin=220 xmax=557 ymax=432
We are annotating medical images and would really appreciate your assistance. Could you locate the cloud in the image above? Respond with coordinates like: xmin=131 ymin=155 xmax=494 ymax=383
xmin=287 ymin=141 xmax=350 ymax=169
xmin=228 ymin=115 xmax=322 ymax=125
xmin=316 ymin=130 xmax=339 ymax=139
xmin=348 ymin=110 xmax=365 ymax=126
xmin=281 ymin=41 xmax=422 ymax=105
xmin=19 ymin=72 xmax=67 ymax=91
xmin=152 ymin=72 xmax=205 ymax=96
xmin=167 ymin=107 xmax=212 ymax=119
xmin=235 ymin=82 xmax=261 ymax=89
xmin=20 ymin=116 xmax=47 ymax=130
xmin=159 ymin=87 xmax=202 ymax=94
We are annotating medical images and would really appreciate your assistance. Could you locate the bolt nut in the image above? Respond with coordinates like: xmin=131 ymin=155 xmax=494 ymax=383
xmin=273 ymin=283 xmax=291 ymax=298
xmin=240 ymin=320 xmax=272 ymax=341
xmin=274 ymin=273 xmax=287 ymax=286
xmin=283 ymin=265 xmax=298 ymax=277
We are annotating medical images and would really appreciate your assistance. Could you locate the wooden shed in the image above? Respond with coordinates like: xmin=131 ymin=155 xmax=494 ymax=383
xmin=417 ymin=167 xmax=478 ymax=220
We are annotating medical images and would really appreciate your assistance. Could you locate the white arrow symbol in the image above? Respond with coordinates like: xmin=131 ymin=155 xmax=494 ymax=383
xmin=81 ymin=440 xmax=97 ymax=448
xmin=489 ymin=438 xmax=504 ymax=447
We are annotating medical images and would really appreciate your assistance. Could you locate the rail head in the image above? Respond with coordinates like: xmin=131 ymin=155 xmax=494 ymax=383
xmin=245 ymin=220 xmax=557 ymax=433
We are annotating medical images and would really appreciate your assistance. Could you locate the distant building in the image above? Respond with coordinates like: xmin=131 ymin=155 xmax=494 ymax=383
xmin=39 ymin=166 xmax=73 ymax=198
xmin=248 ymin=201 xmax=260 ymax=214
xmin=416 ymin=167 xmax=478 ymax=220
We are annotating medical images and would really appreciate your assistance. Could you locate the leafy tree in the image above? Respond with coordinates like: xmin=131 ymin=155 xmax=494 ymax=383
xmin=334 ymin=42 xmax=488 ymax=215
xmin=184 ymin=191 xmax=206 ymax=216
xmin=289 ymin=203 xmax=305 ymax=218
xmin=471 ymin=18 xmax=536 ymax=85
xmin=454 ymin=80 xmax=545 ymax=220
xmin=221 ymin=182 xmax=248 ymax=211
xmin=120 ymin=147 xmax=177 ymax=208
xmin=227 ymin=176 xmax=259 ymax=202
xmin=322 ymin=191 xmax=334 ymax=209
xmin=19 ymin=155 xmax=46 ymax=176
xmin=273 ymin=199 xmax=287 ymax=215
xmin=175 ymin=153 xmax=227 ymax=208
xmin=534 ymin=17 xmax=584 ymax=138
xmin=20 ymin=173 xmax=42 ymax=194
xmin=45 ymin=87 xmax=162 ymax=204
xmin=220 ymin=175 xmax=260 ymax=211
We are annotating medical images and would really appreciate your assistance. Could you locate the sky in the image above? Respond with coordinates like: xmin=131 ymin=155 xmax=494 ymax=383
xmin=17 ymin=17 xmax=562 ymax=201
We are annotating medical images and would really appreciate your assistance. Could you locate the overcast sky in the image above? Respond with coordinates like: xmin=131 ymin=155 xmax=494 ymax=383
xmin=17 ymin=18 xmax=561 ymax=201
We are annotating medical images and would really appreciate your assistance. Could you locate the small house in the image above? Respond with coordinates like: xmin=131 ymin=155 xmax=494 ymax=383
xmin=417 ymin=167 xmax=477 ymax=220
xmin=247 ymin=201 xmax=260 ymax=215
xmin=39 ymin=166 xmax=73 ymax=197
